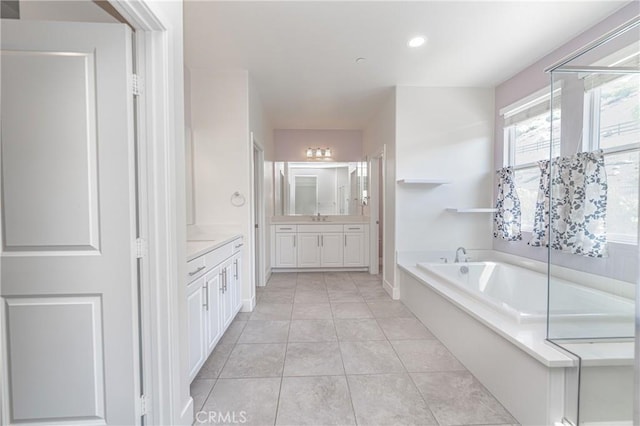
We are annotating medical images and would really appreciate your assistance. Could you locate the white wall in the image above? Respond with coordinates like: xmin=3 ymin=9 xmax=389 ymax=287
xmin=274 ymin=129 xmax=363 ymax=162
xmin=493 ymin=2 xmax=639 ymax=283
xmin=363 ymin=90 xmax=396 ymax=292
xmin=189 ymin=69 xmax=255 ymax=305
xmin=395 ymin=87 xmax=495 ymax=252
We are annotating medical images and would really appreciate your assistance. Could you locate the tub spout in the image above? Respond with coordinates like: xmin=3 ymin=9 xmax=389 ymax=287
xmin=454 ymin=247 xmax=467 ymax=263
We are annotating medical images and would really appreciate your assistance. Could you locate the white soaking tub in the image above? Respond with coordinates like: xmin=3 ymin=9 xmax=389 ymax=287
xmin=416 ymin=261 xmax=635 ymax=329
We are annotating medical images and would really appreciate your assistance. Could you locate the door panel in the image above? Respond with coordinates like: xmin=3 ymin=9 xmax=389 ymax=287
xmin=297 ymin=233 xmax=321 ymax=267
xmin=320 ymin=233 xmax=344 ymax=267
xmin=344 ymin=233 xmax=365 ymax=266
xmin=2 ymin=51 xmax=99 ymax=251
xmin=1 ymin=20 xmax=138 ymax=425
xmin=275 ymin=233 xmax=296 ymax=267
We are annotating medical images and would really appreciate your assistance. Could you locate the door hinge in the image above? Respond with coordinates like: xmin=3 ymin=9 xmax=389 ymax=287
xmin=135 ymin=238 xmax=148 ymax=259
xmin=139 ymin=395 xmax=149 ymax=416
xmin=132 ymin=73 xmax=143 ymax=96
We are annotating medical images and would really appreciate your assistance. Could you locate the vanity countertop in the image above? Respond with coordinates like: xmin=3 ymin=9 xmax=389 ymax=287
xmin=270 ymin=216 xmax=370 ymax=225
xmin=187 ymin=234 xmax=242 ymax=261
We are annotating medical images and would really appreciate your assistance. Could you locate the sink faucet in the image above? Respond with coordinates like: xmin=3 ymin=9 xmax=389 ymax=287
xmin=454 ymin=247 xmax=467 ymax=263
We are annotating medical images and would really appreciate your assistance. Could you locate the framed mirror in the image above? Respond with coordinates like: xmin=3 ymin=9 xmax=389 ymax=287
xmin=274 ymin=161 xmax=368 ymax=216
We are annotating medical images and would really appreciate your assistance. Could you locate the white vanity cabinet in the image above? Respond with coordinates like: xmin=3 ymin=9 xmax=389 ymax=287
xmin=271 ymin=223 xmax=368 ymax=270
xmin=187 ymin=236 xmax=243 ymax=381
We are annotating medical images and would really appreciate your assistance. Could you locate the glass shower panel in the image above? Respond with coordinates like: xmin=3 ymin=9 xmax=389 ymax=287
xmin=547 ymin=19 xmax=639 ymax=425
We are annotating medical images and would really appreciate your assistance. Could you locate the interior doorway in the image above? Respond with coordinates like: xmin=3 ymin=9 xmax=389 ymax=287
xmin=251 ymin=135 xmax=266 ymax=287
xmin=369 ymin=147 xmax=385 ymax=275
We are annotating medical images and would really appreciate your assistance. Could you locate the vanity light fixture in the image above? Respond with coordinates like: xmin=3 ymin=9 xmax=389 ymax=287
xmin=408 ymin=36 xmax=426 ymax=48
xmin=306 ymin=147 xmax=332 ymax=159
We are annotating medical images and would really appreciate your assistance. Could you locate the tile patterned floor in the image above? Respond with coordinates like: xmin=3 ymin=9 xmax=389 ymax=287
xmin=191 ymin=272 xmax=519 ymax=426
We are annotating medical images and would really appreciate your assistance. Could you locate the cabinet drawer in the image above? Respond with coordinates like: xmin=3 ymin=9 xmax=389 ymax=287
xmin=343 ymin=224 xmax=365 ymax=233
xmin=205 ymin=242 xmax=234 ymax=268
xmin=275 ymin=225 xmax=297 ymax=232
xmin=298 ymin=224 xmax=343 ymax=233
xmin=231 ymin=237 xmax=244 ymax=254
xmin=187 ymin=256 xmax=206 ymax=282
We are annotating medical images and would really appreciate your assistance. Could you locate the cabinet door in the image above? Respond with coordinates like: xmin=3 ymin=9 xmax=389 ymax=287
xmin=186 ymin=277 xmax=206 ymax=380
xmin=275 ymin=233 xmax=297 ymax=267
xmin=344 ymin=233 xmax=365 ymax=266
xmin=204 ymin=268 xmax=222 ymax=353
xmin=232 ymin=252 xmax=243 ymax=313
xmin=222 ymin=260 xmax=235 ymax=329
xmin=297 ymin=233 xmax=321 ymax=267
xmin=321 ymin=233 xmax=344 ymax=267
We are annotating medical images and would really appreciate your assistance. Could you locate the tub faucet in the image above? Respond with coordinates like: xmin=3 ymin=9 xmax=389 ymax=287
xmin=454 ymin=247 xmax=467 ymax=263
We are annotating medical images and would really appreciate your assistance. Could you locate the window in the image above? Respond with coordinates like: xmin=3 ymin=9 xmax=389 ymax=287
xmin=584 ymin=73 xmax=640 ymax=243
xmin=503 ymin=88 xmax=561 ymax=231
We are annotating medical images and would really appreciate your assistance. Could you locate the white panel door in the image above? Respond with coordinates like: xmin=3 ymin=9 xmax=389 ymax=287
xmin=297 ymin=233 xmax=321 ymax=267
xmin=1 ymin=20 xmax=139 ymax=425
xmin=320 ymin=233 xmax=344 ymax=267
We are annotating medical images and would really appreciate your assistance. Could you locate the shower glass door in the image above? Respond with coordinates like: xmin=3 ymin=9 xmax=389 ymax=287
xmin=547 ymin=18 xmax=639 ymax=425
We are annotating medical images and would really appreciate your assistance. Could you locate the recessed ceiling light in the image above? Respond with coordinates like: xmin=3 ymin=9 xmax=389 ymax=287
xmin=408 ymin=36 xmax=426 ymax=48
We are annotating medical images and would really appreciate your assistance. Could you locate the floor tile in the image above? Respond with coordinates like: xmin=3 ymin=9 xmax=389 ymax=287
xmin=331 ymin=302 xmax=373 ymax=319
xmin=296 ymin=281 xmax=327 ymax=292
xmin=198 ymin=378 xmax=281 ymax=425
xmin=283 ymin=342 xmax=344 ymax=376
xmin=348 ymin=374 xmax=437 ymax=425
xmin=190 ymin=379 xmax=215 ymax=412
xmin=218 ymin=320 xmax=248 ymax=346
xmin=367 ymin=301 xmax=414 ymax=318
xmin=291 ymin=302 xmax=333 ymax=319
xmin=358 ymin=287 xmax=392 ymax=301
xmin=334 ymin=319 xmax=386 ymax=341
xmin=391 ymin=340 xmax=466 ymax=372
xmin=196 ymin=344 xmax=234 ymax=379
xmin=266 ymin=280 xmax=297 ymax=289
xmin=235 ymin=312 xmax=252 ymax=321
xmin=294 ymin=290 xmax=329 ymax=304
xmin=325 ymin=281 xmax=359 ymax=292
xmin=238 ymin=320 xmax=290 ymax=343
xmin=340 ymin=340 xmax=405 ymax=374
xmin=276 ymin=376 xmax=356 ymax=425
xmin=288 ymin=319 xmax=337 ymax=342
xmin=249 ymin=303 xmax=293 ymax=320
xmin=349 ymin=272 xmax=381 ymax=282
xmin=377 ymin=317 xmax=435 ymax=340
xmin=258 ymin=289 xmax=295 ymax=304
xmin=328 ymin=290 xmax=364 ymax=303
xmin=411 ymin=371 xmax=517 ymax=425
xmin=220 ymin=343 xmax=286 ymax=378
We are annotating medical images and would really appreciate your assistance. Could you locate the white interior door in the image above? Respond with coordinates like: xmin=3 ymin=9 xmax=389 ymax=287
xmin=1 ymin=19 xmax=140 ymax=425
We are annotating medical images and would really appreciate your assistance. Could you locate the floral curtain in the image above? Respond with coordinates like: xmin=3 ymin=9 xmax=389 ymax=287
xmin=529 ymin=150 xmax=608 ymax=258
xmin=493 ymin=167 xmax=522 ymax=241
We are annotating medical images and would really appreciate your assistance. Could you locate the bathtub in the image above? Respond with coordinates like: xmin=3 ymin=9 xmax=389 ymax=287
xmin=417 ymin=261 xmax=634 ymax=331
xmin=399 ymin=254 xmax=635 ymax=425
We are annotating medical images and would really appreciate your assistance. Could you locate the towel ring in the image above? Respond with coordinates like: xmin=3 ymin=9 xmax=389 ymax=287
xmin=231 ymin=191 xmax=246 ymax=207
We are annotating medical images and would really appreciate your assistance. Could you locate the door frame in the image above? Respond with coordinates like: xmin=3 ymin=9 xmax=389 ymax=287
xmin=250 ymin=133 xmax=266 ymax=288
xmin=105 ymin=2 xmax=187 ymax=425
xmin=368 ymin=147 xmax=385 ymax=276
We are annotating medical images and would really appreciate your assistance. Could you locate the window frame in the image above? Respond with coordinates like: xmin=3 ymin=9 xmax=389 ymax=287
xmin=583 ymin=76 xmax=639 ymax=245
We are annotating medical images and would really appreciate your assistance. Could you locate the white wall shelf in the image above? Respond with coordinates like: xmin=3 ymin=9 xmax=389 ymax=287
xmin=397 ymin=179 xmax=451 ymax=185
xmin=446 ymin=208 xmax=497 ymax=213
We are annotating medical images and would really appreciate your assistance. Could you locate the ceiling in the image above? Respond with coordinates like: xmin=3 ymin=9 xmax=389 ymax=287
xmin=184 ymin=1 xmax=629 ymax=129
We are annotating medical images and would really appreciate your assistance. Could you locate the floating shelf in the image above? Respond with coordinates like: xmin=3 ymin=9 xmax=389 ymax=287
xmin=446 ymin=208 xmax=497 ymax=213
xmin=397 ymin=179 xmax=451 ymax=185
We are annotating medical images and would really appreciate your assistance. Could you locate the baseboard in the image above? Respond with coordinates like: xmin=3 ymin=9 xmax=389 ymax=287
xmin=242 ymin=295 xmax=256 ymax=312
xmin=263 ymin=268 xmax=272 ymax=286
xmin=272 ymin=267 xmax=369 ymax=273
xmin=179 ymin=396 xmax=194 ymax=426
xmin=383 ymin=279 xmax=399 ymax=300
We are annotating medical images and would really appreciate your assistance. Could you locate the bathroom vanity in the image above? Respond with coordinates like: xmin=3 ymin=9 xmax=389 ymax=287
xmin=271 ymin=221 xmax=369 ymax=271
xmin=186 ymin=235 xmax=243 ymax=381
